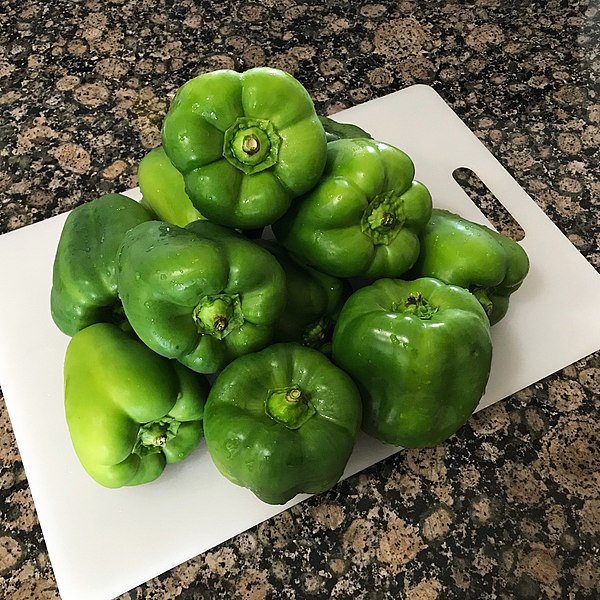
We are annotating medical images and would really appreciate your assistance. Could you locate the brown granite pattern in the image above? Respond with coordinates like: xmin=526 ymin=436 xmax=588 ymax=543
xmin=1 ymin=0 xmax=599 ymax=598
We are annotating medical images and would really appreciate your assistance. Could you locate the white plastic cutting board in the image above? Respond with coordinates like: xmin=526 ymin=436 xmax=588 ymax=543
xmin=1 ymin=85 xmax=600 ymax=600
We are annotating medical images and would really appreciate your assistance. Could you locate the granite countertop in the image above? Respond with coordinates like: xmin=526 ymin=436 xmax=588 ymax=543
xmin=1 ymin=1 xmax=599 ymax=598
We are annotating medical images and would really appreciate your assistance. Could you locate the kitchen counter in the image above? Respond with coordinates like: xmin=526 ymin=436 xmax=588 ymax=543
xmin=1 ymin=1 xmax=599 ymax=598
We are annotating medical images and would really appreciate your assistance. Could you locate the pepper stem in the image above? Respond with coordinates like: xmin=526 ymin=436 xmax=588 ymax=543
xmin=286 ymin=388 xmax=302 ymax=402
xmin=193 ymin=293 xmax=244 ymax=340
xmin=379 ymin=212 xmax=397 ymax=228
xmin=472 ymin=287 xmax=494 ymax=318
xmin=265 ymin=386 xmax=316 ymax=430
xmin=135 ymin=418 xmax=180 ymax=456
xmin=223 ymin=117 xmax=281 ymax=174
xmin=213 ymin=315 xmax=228 ymax=332
xmin=360 ymin=191 xmax=405 ymax=245
xmin=392 ymin=293 xmax=438 ymax=320
xmin=242 ymin=134 xmax=260 ymax=155
xmin=302 ymin=317 xmax=331 ymax=349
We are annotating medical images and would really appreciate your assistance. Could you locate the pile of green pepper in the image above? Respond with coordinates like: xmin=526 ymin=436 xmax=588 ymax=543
xmin=51 ymin=67 xmax=529 ymax=504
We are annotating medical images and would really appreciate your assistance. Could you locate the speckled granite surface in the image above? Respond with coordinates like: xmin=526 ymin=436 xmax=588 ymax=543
xmin=1 ymin=1 xmax=599 ymax=598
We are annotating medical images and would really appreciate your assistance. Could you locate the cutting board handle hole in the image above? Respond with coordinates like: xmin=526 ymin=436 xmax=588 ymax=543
xmin=452 ymin=167 xmax=525 ymax=241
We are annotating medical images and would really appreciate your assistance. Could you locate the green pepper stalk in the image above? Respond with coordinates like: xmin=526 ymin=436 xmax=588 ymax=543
xmin=265 ymin=386 xmax=317 ymax=430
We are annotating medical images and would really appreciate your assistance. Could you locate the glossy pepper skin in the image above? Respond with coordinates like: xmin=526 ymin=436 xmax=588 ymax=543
xmin=408 ymin=208 xmax=530 ymax=324
xmin=256 ymin=240 xmax=351 ymax=351
xmin=332 ymin=277 xmax=492 ymax=448
xmin=273 ymin=138 xmax=432 ymax=278
xmin=203 ymin=343 xmax=362 ymax=505
xmin=51 ymin=193 xmax=153 ymax=336
xmin=117 ymin=220 xmax=286 ymax=374
xmin=161 ymin=67 xmax=327 ymax=230
xmin=138 ymin=146 xmax=204 ymax=227
xmin=64 ymin=323 xmax=209 ymax=488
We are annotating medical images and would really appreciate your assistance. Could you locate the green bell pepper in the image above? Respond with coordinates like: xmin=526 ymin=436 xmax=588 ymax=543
xmin=256 ymin=240 xmax=351 ymax=351
xmin=332 ymin=277 xmax=492 ymax=448
xmin=273 ymin=138 xmax=432 ymax=278
xmin=51 ymin=193 xmax=153 ymax=336
xmin=138 ymin=146 xmax=204 ymax=227
xmin=161 ymin=67 xmax=327 ymax=230
xmin=408 ymin=208 xmax=530 ymax=324
xmin=65 ymin=323 xmax=209 ymax=488
xmin=203 ymin=342 xmax=362 ymax=504
xmin=318 ymin=115 xmax=373 ymax=142
xmin=117 ymin=220 xmax=286 ymax=374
